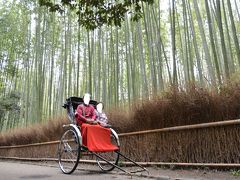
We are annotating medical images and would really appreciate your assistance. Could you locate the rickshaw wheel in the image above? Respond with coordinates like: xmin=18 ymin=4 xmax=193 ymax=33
xmin=96 ymin=132 xmax=120 ymax=172
xmin=58 ymin=129 xmax=80 ymax=174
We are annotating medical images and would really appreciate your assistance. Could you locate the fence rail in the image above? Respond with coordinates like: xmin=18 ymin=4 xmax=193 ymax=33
xmin=119 ymin=119 xmax=240 ymax=137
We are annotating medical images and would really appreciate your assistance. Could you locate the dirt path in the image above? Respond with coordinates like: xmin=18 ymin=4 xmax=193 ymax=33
xmin=0 ymin=159 xmax=239 ymax=180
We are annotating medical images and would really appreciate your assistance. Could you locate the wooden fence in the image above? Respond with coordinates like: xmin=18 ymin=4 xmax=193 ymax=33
xmin=1 ymin=119 xmax=240 ymax=167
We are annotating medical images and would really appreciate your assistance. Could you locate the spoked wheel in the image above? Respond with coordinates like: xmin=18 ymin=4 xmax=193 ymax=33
xmin=58 ymin=129 xmax=80 ymax=174
xmin=96 ymin=132 xmax=120 ymax=172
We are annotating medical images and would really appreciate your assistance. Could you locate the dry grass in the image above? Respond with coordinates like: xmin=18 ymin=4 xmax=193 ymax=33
xmin=0 ymin=116 xmax=68 ymax=146
xmin=110 ymin=82 xmax=240 ymax=132
xmin=107 ymin=107 xmax=133 ymax=133
xmin=1 ymin=81 xmax=240 ymax=146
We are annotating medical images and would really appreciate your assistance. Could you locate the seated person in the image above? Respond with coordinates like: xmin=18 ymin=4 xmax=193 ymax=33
xmin=75 ymin=93 xmax=97 ymax=126
xmin=74 ymin=94 xmax=117 ymax=152
xmin=95 ymin=102 xmax=111 ymax=128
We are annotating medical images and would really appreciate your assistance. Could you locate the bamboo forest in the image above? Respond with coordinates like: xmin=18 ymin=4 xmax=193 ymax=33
xmin=1 ymin=0 xmax=240 ymax=131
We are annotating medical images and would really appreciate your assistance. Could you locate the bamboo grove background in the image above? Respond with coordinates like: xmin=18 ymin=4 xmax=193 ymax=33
xmin=1 ymin=0 xmax=240 ymax=131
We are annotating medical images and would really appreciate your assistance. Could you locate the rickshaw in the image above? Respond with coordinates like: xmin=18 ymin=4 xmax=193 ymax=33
xmin=58 ymin=97 xmax=148 ymax=175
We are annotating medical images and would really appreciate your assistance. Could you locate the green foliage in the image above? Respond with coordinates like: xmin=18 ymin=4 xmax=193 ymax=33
xmin=0 ymin=92 xmax=21 ymax=112
xmin=0 ymin=92 xmax=21 ymax=130
xmin=39 ymin=0 xmax=154 ymax=30
xmin=231 ymin=170 xmax=240 ymax=176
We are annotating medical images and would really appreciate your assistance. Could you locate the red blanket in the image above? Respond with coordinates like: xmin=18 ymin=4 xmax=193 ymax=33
xmin=81 ymin=124 xmax=119 ymax=152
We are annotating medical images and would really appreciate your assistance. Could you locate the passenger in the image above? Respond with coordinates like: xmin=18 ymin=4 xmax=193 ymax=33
xmin=75 ymin=93 xmax=97 ymax=126
xmin=95 ymin=102 xmax=111 ymax=128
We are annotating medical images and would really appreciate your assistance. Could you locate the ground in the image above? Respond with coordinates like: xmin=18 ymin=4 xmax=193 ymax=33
xmin=0 ymin=159 xmax=239 ymax=180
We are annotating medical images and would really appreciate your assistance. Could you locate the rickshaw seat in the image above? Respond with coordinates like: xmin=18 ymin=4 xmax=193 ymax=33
xmin=81 ymin=123 xmax=119 ymax=152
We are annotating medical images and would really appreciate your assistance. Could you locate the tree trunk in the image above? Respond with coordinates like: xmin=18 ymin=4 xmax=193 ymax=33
xmin=227 ymin=0 xmax=240 ymax=66
xmin=216 ymin=0 xmax=230 ymax=79
xmin=193 ymin=0 xmax=216 ymax=86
